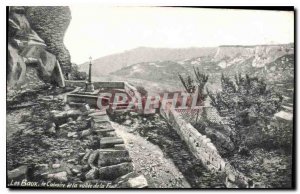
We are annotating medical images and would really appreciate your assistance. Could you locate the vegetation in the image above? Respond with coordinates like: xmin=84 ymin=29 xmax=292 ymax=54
xmin=207 ymin=73 xmax=285 ymax=151
xmin=68 ymin=63 xmax=87 ymax=80
xmin=178 ymin=66 xmax=209 ymax=98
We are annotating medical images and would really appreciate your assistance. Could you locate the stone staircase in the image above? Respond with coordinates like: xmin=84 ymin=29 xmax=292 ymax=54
xmin=86 ymin=110 xmax=148 ymax=188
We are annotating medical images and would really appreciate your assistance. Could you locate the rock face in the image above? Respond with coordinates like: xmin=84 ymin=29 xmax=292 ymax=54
xmin=214 ymin=45 xmax=294 ymax=68
xmin=25 ymin=6 xmax=72 ymax=74
xmin=7 ymin=6 xmax=69 ymax=90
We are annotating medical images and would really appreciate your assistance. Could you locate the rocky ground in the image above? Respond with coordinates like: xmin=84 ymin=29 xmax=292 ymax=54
xmin=7 ymin=87 xmax=147 ymax=188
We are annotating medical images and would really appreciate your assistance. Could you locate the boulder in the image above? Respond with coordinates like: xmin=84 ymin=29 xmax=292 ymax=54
xmin=87 ymin=150 xmax=99 ymax=168
xmin=85 ymin=168 xmax=98 ymax=180
xmin=81 ymin=150 xmax=92 ymax=164
xmin=124 ymin=120 xmax=132 ymax=125
xmin=67 ymin=132 xmax=78 ymax=138
xmin=47 ymin=123 xmax=56 ymax=134
xmin=52 ymin=164 xmax=61 ymax=169
xmin=7 ymin=165 xmax=28 ymax=181
xmin=47 ymin=171 xmax=68 ymax=182
xmin=127 ymin=175 xmax=148 ymax=188
xmin=81 ymin=129 xmax=92 ymax=138
xmin=7 ymin=44 xmax=26 ymax=88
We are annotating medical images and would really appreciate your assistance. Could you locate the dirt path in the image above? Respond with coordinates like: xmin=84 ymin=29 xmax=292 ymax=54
xmin=112 ymin=122 xmax=191 ymax=188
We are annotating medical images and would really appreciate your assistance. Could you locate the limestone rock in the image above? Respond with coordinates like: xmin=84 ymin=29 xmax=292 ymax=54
xmin=87 ymin=150 xmax=99 ymax=168
xmin=85 ymin=168 xmax=98 ymax=180
xmin=7 ymin=165 xmax=28 ymax=181
xmin=127 ymin=175 xmax=148 ymax=188
xmin=47 ymin=123 xmax=56 ymax=134
xmin=25 ymin=6 xmax=72 ymax=73
xmin=67 ymin=132 xmax=78 ymax=138
xmin=81 ymin=129 xmax=92 ymax=138
xmin=8 ymin=6 xmax=66 ymax=89
xmin=48 ymin=171 xmax=68 ymax=182
xmin=52 ymin=164 xmax=61 ymax=169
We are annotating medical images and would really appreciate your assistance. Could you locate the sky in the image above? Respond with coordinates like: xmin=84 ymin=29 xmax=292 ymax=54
xmin=64 ymin=7 xmax=294 ymax=64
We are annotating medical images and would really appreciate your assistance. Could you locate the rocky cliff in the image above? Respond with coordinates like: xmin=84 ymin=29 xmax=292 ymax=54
xmin=214 ymin=44 xmax=294 ymax=68
xmin=25 ymin=6 xmax=72 ymax=73
xmin=7 ymin=6 xmax=71 ymax=92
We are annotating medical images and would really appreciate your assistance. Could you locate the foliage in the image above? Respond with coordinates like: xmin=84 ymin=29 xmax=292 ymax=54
xmin=207 ymin=73 xmax=283 ymax=150
xmin=68 ymin=63 xmax=87 ymax=80
xmin=193 ymin=66 xmax=209 ymax=92
xmin=178 ymin=66 xmax=209 ymax=97
xmin=178 ymin=74 xmax=195 ymax=93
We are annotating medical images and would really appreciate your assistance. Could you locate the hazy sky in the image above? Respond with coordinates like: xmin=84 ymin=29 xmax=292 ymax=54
xmin=64 ymin=7 xmax=294 ymax=64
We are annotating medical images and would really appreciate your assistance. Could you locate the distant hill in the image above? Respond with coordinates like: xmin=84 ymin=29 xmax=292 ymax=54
xmin=79 ymin=44 xmax=294 ymax=78
xmin=111 ymin=61 xmax=189 ymax=84
xmin=78 ymin=47 xmax=217 ymax=75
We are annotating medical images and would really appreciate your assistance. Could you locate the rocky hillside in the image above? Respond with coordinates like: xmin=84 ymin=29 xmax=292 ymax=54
xmin=181 ymin=44 xmax=294 ymax=72
xmin=7 ymin=6 xmax=71 ymax=93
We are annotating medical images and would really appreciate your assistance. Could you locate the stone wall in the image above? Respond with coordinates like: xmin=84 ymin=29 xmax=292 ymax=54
xmin=93 ymin=82 xmax=125 ymax=89
xmin=160 ymin=108 xmax=251 ymax=188
xmin=25 ymin=6 xmax=72 ymax=74
xmin=65 ymin=80 xmax=87 ymax=88
xmin=65 ymin=81 xmax=140 ymax=99
xmin=65 ymin=81 xmax=126 ymax=89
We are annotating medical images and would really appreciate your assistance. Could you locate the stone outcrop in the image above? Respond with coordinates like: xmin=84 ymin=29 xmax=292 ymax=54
xmin=214 ymin=44 xmax=294 ymax=68
xmin=25 ymin=6 xmax=72 ymax=74
xmin=7 ymin=6 xmax=69 ymax=91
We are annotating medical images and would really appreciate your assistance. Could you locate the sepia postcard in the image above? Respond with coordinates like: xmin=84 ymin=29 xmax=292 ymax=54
xmin=6 ymin=6 xmax=295 ymax=189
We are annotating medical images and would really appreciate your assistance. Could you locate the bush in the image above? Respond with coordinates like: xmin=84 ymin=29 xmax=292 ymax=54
xmin=207 ymin=73 xmax=283 ymax=150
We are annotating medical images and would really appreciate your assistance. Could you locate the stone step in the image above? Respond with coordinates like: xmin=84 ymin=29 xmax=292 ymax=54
xmin=88 ymin=111 xmax=107 ymax=117
xmin=92 ymin=115 xmax=110 ymax=122
xmin=92 ymin=122 xmax=113 ymax=130
xmin=98 ymin=162 xmax=134 ymax=180
xmin=98 ymin=149 xmax=131 ymax=167
xmin=100 ymin=137 xmax=124 ymax=148
xmin=95 ymin=128 xmax=115 ymax=133
xmin=91 ymin=120 xmax=111 ymax=128
xmin=99 ymin=131 xmax=117 ymax=138
xmin=114 ymin=144 xmax=126 ymax=150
